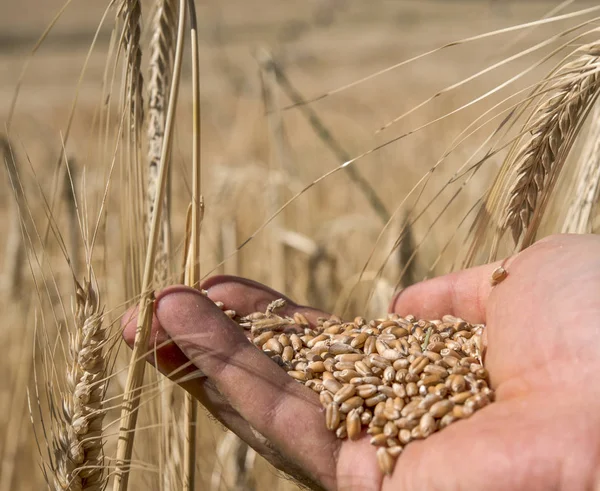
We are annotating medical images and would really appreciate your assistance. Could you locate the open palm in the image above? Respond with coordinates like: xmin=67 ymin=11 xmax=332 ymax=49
xmin=123 ymin=234 xmax=600 ymax=491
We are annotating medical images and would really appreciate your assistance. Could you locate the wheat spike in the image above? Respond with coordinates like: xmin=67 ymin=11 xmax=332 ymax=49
xmin=146 ymin=4 xmax=183 ymax=487
xmin=501 ymin=42 xmax=600 ymax=246
xmin=562 ymin=102 xmax=600 ymax=233
xmin=119 ymin=0 xmax=144 ymax=128
xmin=147 ymin=0 xmax=178 ymax=286
xmin=51 ymin=279 xmax=106 ymax=491
xmin=118 ymin=0 xmax=146 ymax=299
xmin=464 ymin=41 xmax=600 ymax=264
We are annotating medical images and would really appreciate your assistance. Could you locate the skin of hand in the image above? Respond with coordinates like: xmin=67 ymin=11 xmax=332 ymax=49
xmin=122 ymin=234 xmax=600 ymax=491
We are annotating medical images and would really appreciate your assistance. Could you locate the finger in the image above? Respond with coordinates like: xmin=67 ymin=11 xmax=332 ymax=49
xmin=121 ymin=304 xmax=290 ymax=465
xmin=201 ymin=275 xmax=330 ymax=324
xmin=121 ymin=304 xmax=197 ymax=383
xmin=156 ymin=287 xmax=340 ymax=490
xmin=389 ymin=260 xmax=507 ymax=323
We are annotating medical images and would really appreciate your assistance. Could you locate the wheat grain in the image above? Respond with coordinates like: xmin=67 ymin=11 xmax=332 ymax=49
xmin=490 ymin=266 xmax=508 ymax=286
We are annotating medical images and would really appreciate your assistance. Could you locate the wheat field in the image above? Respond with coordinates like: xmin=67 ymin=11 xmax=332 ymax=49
xmin=1 ymin=0 xmax=599 ymax=489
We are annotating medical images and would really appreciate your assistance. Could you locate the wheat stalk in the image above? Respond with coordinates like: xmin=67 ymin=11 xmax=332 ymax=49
xmin=182 ymin=2 xmax=202 ymax=489
xmin=562 ymin=102 xmax=600 ymax=233
xmin=50 ymin=279 xmax=106 ymax=491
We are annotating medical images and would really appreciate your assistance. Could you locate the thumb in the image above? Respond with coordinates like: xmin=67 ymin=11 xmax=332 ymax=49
xmin=389 ymin=260 xmax=504 ymax=324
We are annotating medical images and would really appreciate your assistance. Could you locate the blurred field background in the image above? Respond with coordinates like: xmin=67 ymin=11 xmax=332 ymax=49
xmin=1 ymin=0 xmax=597 ymax=489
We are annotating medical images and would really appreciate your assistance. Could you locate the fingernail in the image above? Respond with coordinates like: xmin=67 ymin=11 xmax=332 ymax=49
xmin=155 ymin=284 xmax=202 ymax=304
xmin=201 ymin=276 xmax=297 ymax=313
xmin=201 ymin=274 xmax=238 ymax=291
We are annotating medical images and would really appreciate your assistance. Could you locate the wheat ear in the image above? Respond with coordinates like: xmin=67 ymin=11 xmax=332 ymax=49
xmin=51 ymin=279 xmax=106 ymax=491
xmin=148 ymin=0 xmax=178 ymax=286
xmin=146 ymin=4 xmax=180 ymax=485
xmin=463 ymin=41 xmax=600 ymax=265
xmin=119 ymin=0 xmax=144 ymax=128
xmin=490 ymin=42 xmax=600 ymax=252
xmin=117 ymin=0 xmax=146 ymax=299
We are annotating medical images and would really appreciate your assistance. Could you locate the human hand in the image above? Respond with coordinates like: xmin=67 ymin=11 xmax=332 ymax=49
xmin=122 ymin=234 xmax=600 ymax=491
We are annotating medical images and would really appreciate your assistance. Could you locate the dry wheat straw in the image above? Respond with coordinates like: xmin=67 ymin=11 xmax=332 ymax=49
xmin=52 ymin=279 xmax=106 ymax=490
xmin=562 ymin=102 xmax=600 ymax=233
xmin=483 ymin=42 xmax=600 ymax=253
xmin=182 ymin=2 xmax=202 ymax=488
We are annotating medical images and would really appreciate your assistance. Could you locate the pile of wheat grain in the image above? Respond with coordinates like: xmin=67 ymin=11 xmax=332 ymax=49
xmin=227 ymin=298 xmax=492 ymax=475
